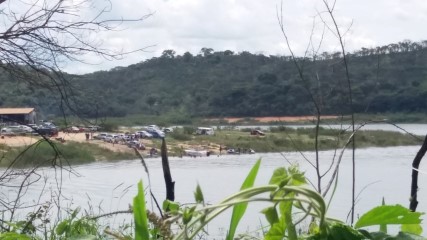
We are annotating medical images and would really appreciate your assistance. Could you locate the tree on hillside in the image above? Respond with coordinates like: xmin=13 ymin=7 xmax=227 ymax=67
xmin=162 ymin=49 xmax=176 ymax=58
xmin=200 ymin=47 xmax=214 ymax=57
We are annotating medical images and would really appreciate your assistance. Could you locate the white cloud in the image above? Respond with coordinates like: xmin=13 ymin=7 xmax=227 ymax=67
xmin=9 ymin=0 xmax=427 ymax=73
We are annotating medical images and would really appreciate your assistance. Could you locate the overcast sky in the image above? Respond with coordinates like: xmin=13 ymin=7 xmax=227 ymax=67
xmin=59 ymin=0 xmax=427 ymax=74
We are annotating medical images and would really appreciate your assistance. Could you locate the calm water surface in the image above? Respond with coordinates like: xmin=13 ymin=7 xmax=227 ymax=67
xmin=2 ymin=145 xmax=426 ymax=238
xmin=234 ymin=123 xmax=427 ymax=136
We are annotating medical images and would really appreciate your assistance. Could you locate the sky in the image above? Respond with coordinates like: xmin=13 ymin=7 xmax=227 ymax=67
xmin=12 ymin=0 xmax=427 ymax=74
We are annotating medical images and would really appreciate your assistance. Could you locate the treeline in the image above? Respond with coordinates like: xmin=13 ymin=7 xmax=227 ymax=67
xmin=2 ymin=40 xmax=427 ymax=119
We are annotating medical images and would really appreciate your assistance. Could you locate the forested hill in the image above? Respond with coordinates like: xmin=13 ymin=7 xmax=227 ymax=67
xmin=2 ymin=40 xmax=427 ymax=119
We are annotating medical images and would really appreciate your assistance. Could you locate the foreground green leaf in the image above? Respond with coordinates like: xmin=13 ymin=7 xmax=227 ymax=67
xmin=56 ymin=220 xmax=69 ymax=235
xmin=308 ymin=223 xmax=365 ymax=240
xmin=133 ymin=180 xmax=150 ymax=240
xmin=262 ymin=206 xmax=279 ymax=225
xmin=226 ymin=159 xmax=261 ymax=240
xmin=355 ymin=205 xmax=423 ymax=229
xmin=387 ymin=231 xmax=426 ymax=240
xmin=194 ymin=184 xmax=204 ymax=203
xmin=264 ymin=218 xmax=287 ymax=240
xmin=0 ymin=232 xmax=31 ymax=240
xmin=401 ymin=224 xmax=423 ymax=235
xmin=269 ymin=166 xmax=306 ymax=187
xmin=163 ymin=199 xmax=180 ymax=213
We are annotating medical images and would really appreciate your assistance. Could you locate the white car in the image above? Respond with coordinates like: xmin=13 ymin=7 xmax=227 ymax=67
xmin=0 ymin=128 xmax=15 ymax=136
xmin=104 ymin=134 xmax=120 ymax=143
xmin=145 ymin=125 xmax=160 ymax=132
xmin=5 ymin=125 xmax=31 ymax=134
xmin=94 ymin=132 xmax=108 ymax=140
xmin=136 ymin=131 xmax=153 ymax=138
xmin=162 ymin=127 xmax=174 ymax=133
xmin=20 ymin=125 xmax=34 ymax=133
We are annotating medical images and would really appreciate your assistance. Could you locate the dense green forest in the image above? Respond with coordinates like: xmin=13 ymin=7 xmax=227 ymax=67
xmin=1 ymin=40 xmax=427 ymax=119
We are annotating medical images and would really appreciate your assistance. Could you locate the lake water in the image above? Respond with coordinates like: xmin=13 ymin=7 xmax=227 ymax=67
xmin=230 ymin=123 xmax=427 ymax=136
xmin=2 ymin=145 xmax=427 ymax=238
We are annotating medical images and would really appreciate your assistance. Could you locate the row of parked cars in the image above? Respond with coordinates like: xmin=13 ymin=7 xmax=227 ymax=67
xmin=0 ymin=122 xmax=59 ymax=137
xmin=63 ymin=125 xmax=101 ymax=133
xmin=92 ymin=125 xmax=169 ymax=149
xmin=95 ymin=129 xmax=165 ymax=142
xmin=94 ymin=133 xmax=146 ymax=149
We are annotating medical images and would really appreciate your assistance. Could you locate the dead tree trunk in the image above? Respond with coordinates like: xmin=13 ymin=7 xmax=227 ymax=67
xmin=161 ymin=138 xmax=175 ymax=201
xmin=409 ymin=135 xmax=427 ymax=212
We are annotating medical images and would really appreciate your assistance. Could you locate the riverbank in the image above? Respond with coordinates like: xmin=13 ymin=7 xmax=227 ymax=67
xmin=0 ymin=126 xmax=423 ymax=167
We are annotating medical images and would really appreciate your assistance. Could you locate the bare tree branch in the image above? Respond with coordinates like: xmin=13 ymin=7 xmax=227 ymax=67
xmin=0 ymin=0 xmax=151 ymax=230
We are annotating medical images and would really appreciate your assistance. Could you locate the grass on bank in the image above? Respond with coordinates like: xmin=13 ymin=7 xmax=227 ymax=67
xmin=52 ymin=112 xmax=427 ymax=131
xmin=166 ymin=126 xmax=423 ymax=154
xmin=0 ymin=125 xmax=422 ymax=167
xmin=0 ymin=141 xmax=135 ymax=168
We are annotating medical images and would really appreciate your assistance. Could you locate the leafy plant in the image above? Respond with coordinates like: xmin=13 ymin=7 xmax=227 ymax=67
xmin=355 ymin=204 xmax=424 ymax=239
xmin=226 ymin=159 xmax=261 ymax=240
xmin=54 ymin=208 xmax=99 ymax=239
xmin=130 ymin=161 xmax=425 ymax=240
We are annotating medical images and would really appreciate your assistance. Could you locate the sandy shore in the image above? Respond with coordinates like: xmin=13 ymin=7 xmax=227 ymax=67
xmin=0 ymin=132 xmax=142 ymax=153
xmin=1 ymin=132 xmax=221 ymax=156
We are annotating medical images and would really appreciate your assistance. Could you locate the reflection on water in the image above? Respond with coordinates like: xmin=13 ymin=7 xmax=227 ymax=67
xmin=1 ymin=145 xmax=427 ymax=238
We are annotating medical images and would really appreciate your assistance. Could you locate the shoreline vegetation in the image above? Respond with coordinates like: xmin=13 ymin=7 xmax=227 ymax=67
xmin=0 ymin=124 xmax=423 ymax=167
xmin=53 ymin=113 xmax=427 ymax=130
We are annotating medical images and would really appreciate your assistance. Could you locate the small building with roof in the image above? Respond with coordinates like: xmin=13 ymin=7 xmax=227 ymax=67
xmin=0 ymin=108 xmax=37 ymax=125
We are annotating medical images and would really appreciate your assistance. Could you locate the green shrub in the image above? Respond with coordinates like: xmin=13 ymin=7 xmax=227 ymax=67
xmin=182 ymin=126 xmax=195 ymax=135
xmin=170 ymin=131 xmax=192 ymax=141
xmin=99 ymin=122 xmax=118 ymax=132
xmin=270 ymin=126 xmax=290 ymax=132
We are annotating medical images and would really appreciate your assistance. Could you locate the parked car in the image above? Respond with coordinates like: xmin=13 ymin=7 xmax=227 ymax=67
xmin=250 ymin=129 xmax=265 ymax=136
xmin=162 ymin=127 xmax=174 ymax=133
xmin=0 ymin=128 xmax=16 ymax=136
xmin=41 ymin=122 xmax=56 ymax=128
xmin=103 ymin=134 xmax=116 ymax=143
xmin=196 ymin=127 xmax=215 ymax=135
xmin=19 ymin=125 xmax=34 ymax=133
xmin=136 ymin=131 xmax=153 ymax=138
xmin=37 ymin=127 xmax=58 ymax=137
xmin=121 ymin=135 xmax=132 ymax=141
xmin=27 ymin=124 xmax=38 ymax=130
xmin=227 ymin=148 xmax=237 ymax=154
xmin=127 ymin=140 xmax=145 ymax=150
xmin=145 ymin=125 xmax=160 ymax=132
xmin=94 ymin=132 xmax=108 ymax=140
xmin=63 ymin=126 xmax=80 ymax=133
xmin=149 ymin=130 xmax=165 ymax=138
xmin=6 ymin=126 xmax=27 ymax=135
xmin=87 ymin=125 xmax=101 ymax=131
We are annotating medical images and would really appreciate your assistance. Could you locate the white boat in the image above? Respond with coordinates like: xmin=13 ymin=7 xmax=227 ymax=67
xmin=184 ymin=149 xmax=208 ymax=157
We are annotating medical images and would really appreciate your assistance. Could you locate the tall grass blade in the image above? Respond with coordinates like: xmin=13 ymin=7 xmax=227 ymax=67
xmin=226 ymin=159 xmax=261 ymax=240
xmin=134 ymin=180 xmax=150 ymax=240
